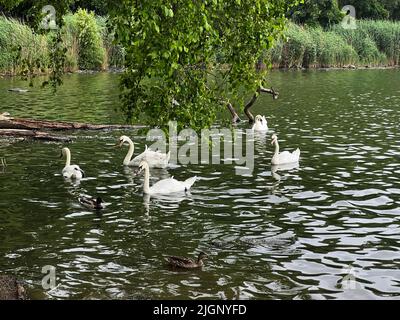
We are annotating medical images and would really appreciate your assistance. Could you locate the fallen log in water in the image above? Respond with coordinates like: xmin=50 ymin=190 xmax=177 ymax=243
xmin=0 ymin=117 xmax=136 ymax=131
xmin=0 ymin=129 xmax=72 ymax=142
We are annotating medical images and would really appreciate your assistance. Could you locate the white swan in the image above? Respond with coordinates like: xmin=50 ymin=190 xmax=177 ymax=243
xmin=252 ymin=115 xmax=268 ymax=132
xmin=135 ymin=161 xmax=197 ymax=195
xmin=271 ymin=134 xmax=300 ymax=165
xmin=61 ymin=147 xmax=85 ymax=179
xmin=117 ymin=135 xmax=170 ymax=168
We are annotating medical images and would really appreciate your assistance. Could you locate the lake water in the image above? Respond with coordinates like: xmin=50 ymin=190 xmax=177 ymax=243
xmin=0 ymin=70 xmax=400 ymax=299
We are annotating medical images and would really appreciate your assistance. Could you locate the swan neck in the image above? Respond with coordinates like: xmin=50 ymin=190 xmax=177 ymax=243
xmin=65 ymin=149 xmax=71 ymax=167
xmin=143 ymin=166 xmax=150 ymax=194
xmin=274 ymin=140 xmax=279 ymax=157
xmin=124 ymin=139 xmax=134 ymax=165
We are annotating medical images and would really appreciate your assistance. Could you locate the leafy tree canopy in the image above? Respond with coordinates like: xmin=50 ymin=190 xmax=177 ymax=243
xmin=290 ymin=0 xmax=343 ymax=28
xmin=338 ymin=0 xmax=389 ymax=20
xmin=0 ymin=1 xmax=72 ymax=24
xmin=383 ymin=0 xmax=400 ymax=20
xmin=109 ymin=0 xmax=299 ymax=131
xmin=289 ymin=0 xmax=400 ymax=27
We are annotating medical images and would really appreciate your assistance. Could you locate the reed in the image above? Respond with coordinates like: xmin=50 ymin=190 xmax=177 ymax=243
xmin=272 ymin=21 xmax=400 ymax=68
xmin=0 ymin=12 xmax=125 ymax=75
xmin=0 ymin=16 xmax=49 ymax=74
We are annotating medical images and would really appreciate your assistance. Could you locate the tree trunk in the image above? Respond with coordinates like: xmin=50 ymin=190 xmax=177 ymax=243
xmin=0 ymin=117 xmax=137 ymax=131
xmin=227 ymin=103 xmax=241 ymax=123
xmin=0 ymin=129 xmax=72 ymax=142
xmin=244 ymin=86 xmax=279 ymax=124
xmin=244 ymin=91 xmax=259 ymax=124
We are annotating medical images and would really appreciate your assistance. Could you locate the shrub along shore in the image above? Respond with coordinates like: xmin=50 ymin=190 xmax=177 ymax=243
xmin=1 ymin=12 xmax=399 ymax=76
xmin=0 ymin=9 xmax=124 ymax=76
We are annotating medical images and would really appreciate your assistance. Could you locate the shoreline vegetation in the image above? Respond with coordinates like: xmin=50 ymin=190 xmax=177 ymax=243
xmin=0 ymin=12 xmax=399 ymax=77
xmin=0 ymin=9 xmax=125 ymax=77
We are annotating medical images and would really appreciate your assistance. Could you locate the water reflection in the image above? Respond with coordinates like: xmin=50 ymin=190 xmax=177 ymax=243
xmin=271 ymin=162 xmax=300 ymax=181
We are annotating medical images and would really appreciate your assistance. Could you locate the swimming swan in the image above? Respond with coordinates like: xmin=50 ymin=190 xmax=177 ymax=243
xmin=61 ymin=147 xmax=85 ymax=179
xmin=135 ymin=161 xmax=197 ymax=195
xmin=117 ymin=135 xmax=170 ymax=168
xmin=252 ymin=115 xmax=268 ymax=132
xmin=271 ymin=134 xmax=300 ymax=165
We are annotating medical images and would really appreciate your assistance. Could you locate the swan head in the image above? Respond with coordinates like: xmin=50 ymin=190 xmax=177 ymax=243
xmin=134 ymin=161 xmax=149 ymax=176
xmin=116 ymin=135 xmax=131 ymax=147
xmin=255 ymin=115 xmax=263 ymax=123
xmin=271 ymin=134 xmax=278 ymax=145
xmin=61 ymin=147 xmax=70 ymax=158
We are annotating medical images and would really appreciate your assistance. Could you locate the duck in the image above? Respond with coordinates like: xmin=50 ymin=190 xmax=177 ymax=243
xmin=78 ymin=196 xmax=105 ymax=210
xmin=252 ymin=115 xmax=268 ymax=132
xmin=135 ymin=160 xmax=197 ymax=195
xmin=271 ymin=134 xmax=300 ymax=165
xmin=166 ymin=252 xmax=208 ymax=269
xmin=61 ymin=147 xmax=85 ymax=179
xmin=0 ymin=275 xmax=27 ymax=300
xmin=116 ymin=135 xmax=170 ymax=168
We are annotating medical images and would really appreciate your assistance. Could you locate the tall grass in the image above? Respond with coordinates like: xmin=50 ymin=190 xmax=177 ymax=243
xmin=272 ymin=21 xmax=400 ymax=68
xmin=0 ymin=16 xmax=49 ymax=75
xmin=355 ymin=20 xmax=400 ymax=65
xmin=0 ymin=12 xmax=125 ymax=75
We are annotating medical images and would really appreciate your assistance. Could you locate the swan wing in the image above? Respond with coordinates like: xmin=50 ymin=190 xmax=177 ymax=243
xmin=129 ymin=150 xmax=147 ymax=166
xmin=143 ymin=150 xmax=170 ymax=168
xmin=130 ymin=149 xmax=169 ymax=168
xmin=274 ymin=149 xmax=300 ymax=165
xmin=63 ymin=165 xmax=83 ymax=179
xmin=289 ymin=148 xmax=300 ymax=163
xmin=252 ymin=122 xmax=268 ymax=132
xmin=149 ymin=178 xmax=187 ymax=194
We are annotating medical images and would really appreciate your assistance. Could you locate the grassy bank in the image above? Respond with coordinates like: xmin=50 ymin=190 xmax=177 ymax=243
xmin=271 ymin=21 xmax=400 ymax=68
xmin=0 ymin=9 xmax=124 ymax=75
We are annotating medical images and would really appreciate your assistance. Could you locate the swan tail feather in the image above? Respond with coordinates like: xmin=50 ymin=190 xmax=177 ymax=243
xmin=183 ymin=176 xmax=197 ymax=190
xmin=293 ymin=148 xmax=301 ymax=159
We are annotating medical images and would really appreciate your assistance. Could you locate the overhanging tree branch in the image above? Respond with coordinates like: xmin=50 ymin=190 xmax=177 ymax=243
xmin=225 ymin=86 xmax=279 ymax=124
